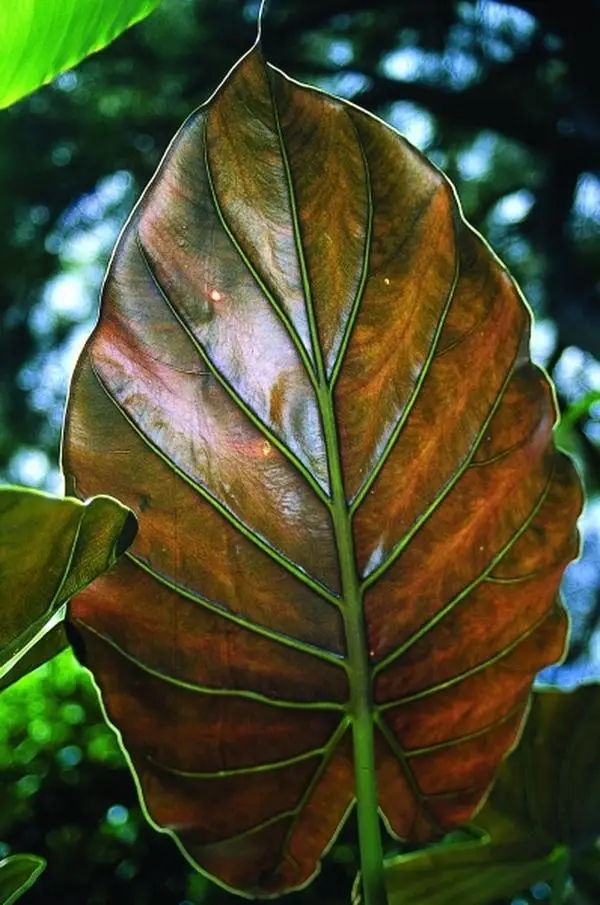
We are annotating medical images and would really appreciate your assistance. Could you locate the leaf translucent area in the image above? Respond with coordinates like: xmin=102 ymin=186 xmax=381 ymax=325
xmin=477 ymin=684 xmax=600 ymax=852
xmin=0 ymin=0 xmax=160 ymax=109
xmin=368 ymin=836 xmax=566 ymax=905
xmin=0 ymin=486 xmax=136 ymax=686
xmin=62 ymin=43 xmax=582 ymax=896
xmin=0 ymin=855 xmax=45 ymax=905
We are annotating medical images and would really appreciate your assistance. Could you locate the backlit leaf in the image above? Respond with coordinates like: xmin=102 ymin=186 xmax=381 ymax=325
xmin=0 ymin=855 xmax=45 ymax=905
xmin=0 ymin=486 xmax=137 ymax=687
xmin=0 ymin=0 xmax=161 ymax=109
xmin=62 ymin=43 xmax=583 ymax=895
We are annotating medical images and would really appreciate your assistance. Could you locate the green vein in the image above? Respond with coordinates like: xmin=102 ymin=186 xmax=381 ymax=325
xmin=377 ymin=605 xmax=558 ymax=711
xmin=134 ymin=235 xmax=330 ymax=508
xmin=278 ymin=718 xmax=350 ymax=858
xmin=349 ymin=190 xmax=461 ymax=515
xmin=205 ymin=807 xmax=296 ymax=848
xmin=361 ymin=346 xmax=523 ymax=590
xmin=187 ymin=719 xmax=349 ymax=850
xmin=81 ymin=621 xmax=345 ymax=711
xmin=375 ymin=713 xmax=444 ymax=835
xmin=328 ymin=120 xmax=373 ymax=389
xmin=266 ymin=70 xmax=387 ymax=900
xmin=127 ymin=551 xmax=347 ymax=670
xmin=373 ymin=461 xmax=556 ymax=676
xmin=268 ymin=72 xmax=326 ymax=384
xmin=146 ymin=744 xmax=327 ymax=779
xmin=403 ymin=698 xmax=527 ymax=758
xmin=90 ymin=364 xmax=341 ymax=607
xmin=203 ymin=120 xmax=320 ymax=396
xmin=469 ymin=430 xmax=541 ymax=468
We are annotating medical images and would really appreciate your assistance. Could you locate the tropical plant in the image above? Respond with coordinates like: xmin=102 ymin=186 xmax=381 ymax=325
xmin=0 ymin=4 xmax=593 ymax=905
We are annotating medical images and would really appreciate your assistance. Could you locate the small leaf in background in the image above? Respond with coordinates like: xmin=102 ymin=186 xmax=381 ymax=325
xmin=62 ymin=40 xmax=582 ymax=897
xmin=0 ymin=486 xmax=137 ymax=687
xmin=0 ymin=0 xmax=161 ymax=109
xmin=479 ymin=684 xmax=600 ymax=852
xmin=377 ymin=686 xmax=600 ymax=904
xmin=361 ymin=837 xmax=567 ymax=905
xmin=0 ymin=855 xmax=45 ymax=905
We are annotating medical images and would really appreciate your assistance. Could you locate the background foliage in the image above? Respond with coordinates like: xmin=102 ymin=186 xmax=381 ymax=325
xmin=0 ymin=1 xmax=598 ymax=903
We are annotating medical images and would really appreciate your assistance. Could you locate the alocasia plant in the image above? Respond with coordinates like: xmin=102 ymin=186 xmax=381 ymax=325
xmin=60 ymin=32 xmax=582 ymax=905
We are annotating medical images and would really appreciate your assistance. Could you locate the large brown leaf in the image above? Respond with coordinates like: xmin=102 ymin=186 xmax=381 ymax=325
xmin=61 ymin=44 xmax=582 ymax=896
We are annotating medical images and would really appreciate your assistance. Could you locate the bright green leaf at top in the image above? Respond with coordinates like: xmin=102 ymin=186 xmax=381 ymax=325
xmin=0 ymin=855 xmax=46 ymax=905
xmin=0 ymin=486 xmax=137 ymax=688
xmin=0 ymin=0 xmax=161 ymax=109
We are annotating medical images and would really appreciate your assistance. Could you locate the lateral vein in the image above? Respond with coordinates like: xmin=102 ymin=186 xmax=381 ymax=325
xmin=361 ymin=343 xmax=524 ymax=590
xmin=328 ymin=118 xmax=373 ymax=389
xmin=79 ymin=620 xmax=346 ymax=710
xmin=203 ymin=119 xmax=320 ymax=395
xmin=127 ymin=551 xmax=348 ymax=670
xmin=89 ymin=363 xmax=341 ymax=607
xmin=134 ymin=235 xmax=330 ymax=508
xmin=349 ymin=188 xmax=461 ymax=515
xmin=373 ymin=460 xmax=556 ymax=675
xmin=377 ymin=604 xmax=560 ymax=710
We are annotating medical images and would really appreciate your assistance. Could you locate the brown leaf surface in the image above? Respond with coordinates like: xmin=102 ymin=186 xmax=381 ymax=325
xmin=62 ymin=45 xmax=582 ymax=895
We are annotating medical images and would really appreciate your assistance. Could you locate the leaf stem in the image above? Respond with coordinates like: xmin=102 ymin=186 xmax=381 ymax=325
xmin=270 ymin=78 xmax=387 ymax=904
xmin=319 ymin=389 xmax=387 ymax=905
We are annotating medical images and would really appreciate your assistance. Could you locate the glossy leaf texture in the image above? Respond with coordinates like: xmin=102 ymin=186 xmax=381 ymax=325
xmin=0 ymin=486 xmax=137 ymax=687
xmin=62 ymin=45 xmax=583 ymax=896
xmin=0 ymin=0 xmax=161 ymax=109
xmin=0 ymin=856 xmax=45 ymax=905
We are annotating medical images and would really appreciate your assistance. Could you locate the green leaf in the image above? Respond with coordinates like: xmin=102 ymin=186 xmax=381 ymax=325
xmin=0 ymin=855 xmax=46 ymax=905
xmin=366 ymin=838 xmax=567 ymax=905
xmin=0 ymin=0 xmax=161 ymax=109
xmin=0 ymin=623 xmax=68 ymax=693
xmin=478 ymin=684 xmax=600 ymax=852
xmin=554 ymin=390 xmax=600 ymax=452
xmin=0 ymin=486 xmax=137 ymax=687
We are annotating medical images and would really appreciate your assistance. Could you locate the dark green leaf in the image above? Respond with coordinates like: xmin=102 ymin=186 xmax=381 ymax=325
xmin=365 ymin=838 xmax=567 ymax=905
xmin=0 ymin=486 xmax=137 ymax=687
xmin=479 ymin=684 xmax=600 ymax=852
xmin=0 ymin=855 xmax=45 ymax=905
xmin=0 ymin=623 xmax=67 ymax=693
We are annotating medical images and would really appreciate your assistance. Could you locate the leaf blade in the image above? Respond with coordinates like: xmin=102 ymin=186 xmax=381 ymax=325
xmin=62 ymin=43 xmax=582 ymax=895
xmin=0 ymin=0 xmax=160 ymax=109
xmin=0 ymin=855 xmax=46 ymax=905
xmin=0 ymin=486 xmax=136 ymax=685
